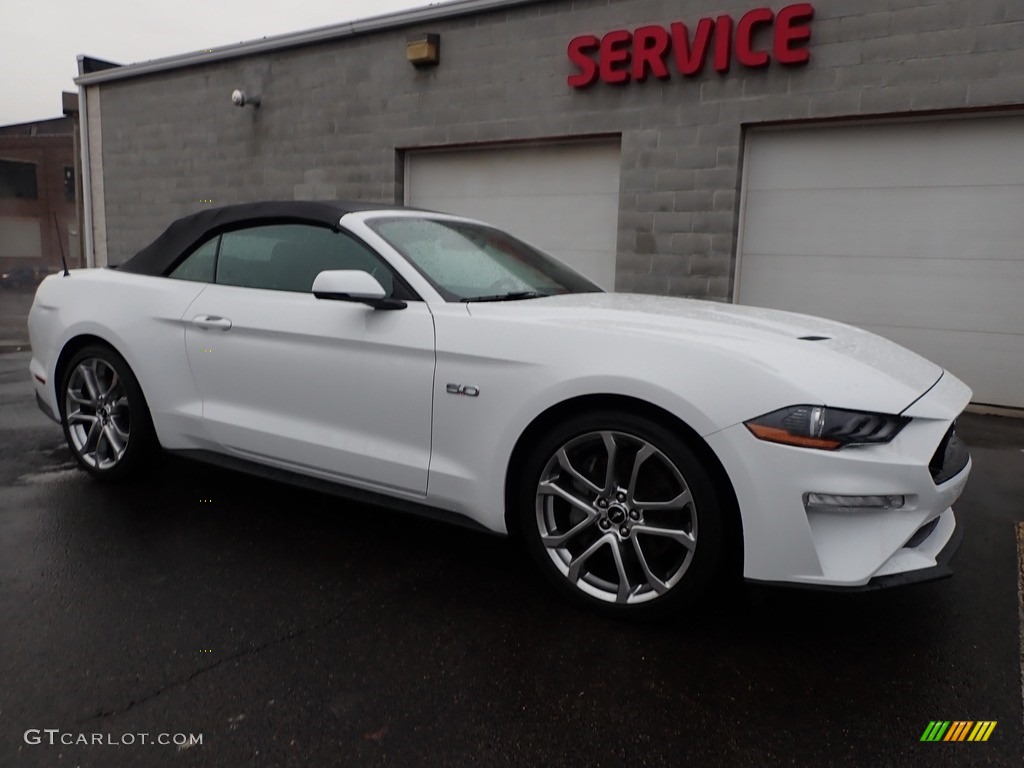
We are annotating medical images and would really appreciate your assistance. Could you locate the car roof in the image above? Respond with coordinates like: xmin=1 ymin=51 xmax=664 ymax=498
xmin=116 ymin=200 xmax=407 ymax=276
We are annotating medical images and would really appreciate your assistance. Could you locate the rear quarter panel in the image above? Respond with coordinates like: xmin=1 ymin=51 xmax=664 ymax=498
xmin=29 ymin=270 xmax=209 ymax=448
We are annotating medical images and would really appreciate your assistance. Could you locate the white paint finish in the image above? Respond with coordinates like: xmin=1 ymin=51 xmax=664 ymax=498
xmin=184 ymin=285 xmax=435 ymax=495
xmin=406 ymin=142 xmax=621 ymax=290
xmin=739 ymin=116 xmax=1024 ymax=408
xmin=862 ymin=326 xmax=1024 ymax=411
xmin=27 ymin=210 xmax=974 ymax=590
xmin=0 ymin=217 xmax=42 ymax=258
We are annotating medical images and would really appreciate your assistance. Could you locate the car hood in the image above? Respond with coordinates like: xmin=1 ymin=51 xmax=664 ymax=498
xmin=466 ymin=292 xmax=943 ymax=415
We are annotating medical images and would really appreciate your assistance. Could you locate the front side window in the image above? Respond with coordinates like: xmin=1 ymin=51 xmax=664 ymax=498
xmin=169 ymin=236 xmax=219 ymax=283
xmin=168 ymin=223 xmax=398 ymax=295
xmin=366 ymin=217 xmax=600 ymax=302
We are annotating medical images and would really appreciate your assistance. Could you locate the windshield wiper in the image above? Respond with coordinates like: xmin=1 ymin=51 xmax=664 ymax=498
xmin=463 ymin=291 xmax=550 ymax=303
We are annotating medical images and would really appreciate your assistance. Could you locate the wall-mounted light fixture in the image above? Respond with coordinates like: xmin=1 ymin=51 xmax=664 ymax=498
xmin=231 ymin=89 xmax=261 ymax=108
xmin=406 ymin=33 xmax=440 ymax=67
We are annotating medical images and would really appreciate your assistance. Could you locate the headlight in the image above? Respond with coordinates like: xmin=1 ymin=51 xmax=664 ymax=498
xmin=744 ymin=406 xmax=910 ymax=450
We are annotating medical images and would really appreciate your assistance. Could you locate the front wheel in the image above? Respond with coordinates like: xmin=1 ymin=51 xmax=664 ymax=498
xmin=517 ymin=411 xmax=730 ymax=619
xmin=59 ymin=345 xmax=156 ymax=480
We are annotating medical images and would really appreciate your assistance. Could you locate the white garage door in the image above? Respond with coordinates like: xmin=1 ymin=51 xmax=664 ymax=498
xmin=406 ymin=141 xmax=621 ymax=290
xmin=737 ymin=117 xmax=1024 ymax=408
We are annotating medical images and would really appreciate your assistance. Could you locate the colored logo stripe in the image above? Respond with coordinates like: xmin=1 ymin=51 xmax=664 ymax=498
xmin=921 ymin=721 xmax=996 ymax=742
xmin=921 ymin=721 xmax=950 ymax=741
xmin=969 ymin=722 xmax=997 ymax=742
xmin=944 ymin=721 xmax=972 ymax=741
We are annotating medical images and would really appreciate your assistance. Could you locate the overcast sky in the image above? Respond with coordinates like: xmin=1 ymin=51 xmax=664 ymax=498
xmin=1 ymin=0 xmax=446 ymax=125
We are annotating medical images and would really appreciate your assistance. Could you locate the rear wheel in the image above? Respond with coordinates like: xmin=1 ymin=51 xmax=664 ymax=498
xmin=59 ymin=345 xmax=156 ymax=479
xmin=517 ymin=411 xmax=730 ymax=619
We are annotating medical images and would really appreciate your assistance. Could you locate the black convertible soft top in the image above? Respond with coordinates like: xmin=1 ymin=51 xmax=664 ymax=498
xmin=116 ymin=200 xmax=402 ymax=276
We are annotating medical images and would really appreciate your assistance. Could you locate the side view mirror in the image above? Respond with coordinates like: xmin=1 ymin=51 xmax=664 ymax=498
xmin=312 ymin=270 xmax=407 ymax=310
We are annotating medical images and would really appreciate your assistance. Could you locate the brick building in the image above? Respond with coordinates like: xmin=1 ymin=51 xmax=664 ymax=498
xmin=74 ymin=0 xmax=1024 ymax=407
xmin=0 ymin=96 xmax=81 ymax=278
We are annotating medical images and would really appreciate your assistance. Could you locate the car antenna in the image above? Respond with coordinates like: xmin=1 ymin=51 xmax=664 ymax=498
xmin=52 ymin=212 xmax=70 ymax=276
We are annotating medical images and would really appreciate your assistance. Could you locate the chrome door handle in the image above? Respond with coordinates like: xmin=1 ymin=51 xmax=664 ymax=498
xmin=192 ymin=315 xmax=233 ymax=331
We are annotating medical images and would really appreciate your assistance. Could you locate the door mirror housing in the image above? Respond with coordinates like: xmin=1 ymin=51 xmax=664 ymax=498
xmin=312 ymin=270 xmax=406 ymax=310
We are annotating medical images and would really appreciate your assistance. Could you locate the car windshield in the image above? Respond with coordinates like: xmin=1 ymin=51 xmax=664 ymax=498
xmin=366 ymin=217 xmax=602 ymax=302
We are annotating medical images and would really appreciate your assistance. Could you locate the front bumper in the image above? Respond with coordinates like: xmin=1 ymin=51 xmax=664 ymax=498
xmin=707 ymin=371 xmax=972 ymax=588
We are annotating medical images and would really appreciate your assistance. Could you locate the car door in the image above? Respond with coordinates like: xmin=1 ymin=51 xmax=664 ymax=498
xmin=180 ymin=223 xmax=435 ymax=496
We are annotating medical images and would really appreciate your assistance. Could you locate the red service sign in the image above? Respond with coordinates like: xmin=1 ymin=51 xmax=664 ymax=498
xmin=567 ymin=3 xmax=814 ymax=88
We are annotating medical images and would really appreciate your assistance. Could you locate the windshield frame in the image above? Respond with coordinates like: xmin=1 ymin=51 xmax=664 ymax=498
xmin=364 ymin=215 xmax=603 ymax=303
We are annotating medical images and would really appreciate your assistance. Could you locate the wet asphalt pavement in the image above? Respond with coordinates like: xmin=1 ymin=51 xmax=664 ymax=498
xmin=0 ymin=349 xmax=1021 ymax=768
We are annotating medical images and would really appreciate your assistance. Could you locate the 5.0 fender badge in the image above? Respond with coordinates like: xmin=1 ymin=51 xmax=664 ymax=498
xmin=446 ymin=383 xmax=480 ymax=397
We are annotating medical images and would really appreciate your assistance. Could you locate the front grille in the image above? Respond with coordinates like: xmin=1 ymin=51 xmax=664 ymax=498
xmin=929 ymin=422 xmax=970 ymax=485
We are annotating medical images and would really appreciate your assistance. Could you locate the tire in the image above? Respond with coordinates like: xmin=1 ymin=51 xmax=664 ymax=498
xmin=59 ymin=344 xmax=157 ymax=480
xmin=516 ymin=410 xmax=730 ymax=620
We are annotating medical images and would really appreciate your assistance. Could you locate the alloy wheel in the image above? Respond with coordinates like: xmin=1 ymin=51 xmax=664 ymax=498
xmin=64 ymin=358 xmax=131 ymax=470
xmin=535 ymin=430 xmax=698 ymax=604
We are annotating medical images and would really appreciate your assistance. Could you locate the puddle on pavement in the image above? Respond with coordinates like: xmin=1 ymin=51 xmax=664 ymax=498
xmin=16 ymin=466 xmax=79 ymax=484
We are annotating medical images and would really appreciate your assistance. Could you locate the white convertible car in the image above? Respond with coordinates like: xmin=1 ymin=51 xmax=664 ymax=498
xmin=28 ymin=201 xmax=972 ymax=617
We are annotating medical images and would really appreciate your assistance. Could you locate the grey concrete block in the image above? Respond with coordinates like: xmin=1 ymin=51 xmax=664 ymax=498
xmin=699 ymin=77 xmax=747 ymax=103
xmin=697 ymin=123 xmax=740 ymax=147
xmin=967 ymin=75 xmax=1024 ymax=106
xmin=629 ymin=273 xmax=673 ymax=294
xmin=653 ymin=211 xmax=694 ymax=233
xmin=836 ymin=63 xmax=892 ymax=89
xmin=859 ymin=86 xmax=914 ymax=114
xmin=909 ymin=81 xmax=969 ymax=110
xmin=666 ymin=274 xmax=709 ymax=297
xmin=787 ymin=68 xmax=839 ymax=94
xmin=654 ymin=169 xmax=697 ymax=193
xmin=651 ymin=251 xmax=690 ymax=275
xmin=670 ymin=232 xmax=712 ymax=254
xmin=809 ymin=90 xmax=864 ymax=117
xmin=674 ymin=145 xmax=720 ymax=170
xmin=688 ymin=252 xmax=732 ymax=278
xmin=808 ymin=41 xmax=863 ymax=68
xmin=616 ymin=251 xmax=652 ymax=275
xmin=974 ymin=21 xmax=1024 ymax=52
xmin=627 ymin=129 xmax=661 ymax=149
xmin=695 ymin=167 xmax=739 ymax=190
xmin=716 ymin=146 xmax=739 ymax=167
xmin=970 ymin=0 xmax=1011 ymax=26
xmin=673 ymin=190 xmax=716 ymax=212
xmin=711 ymin=233 xmax=734 ymax=255
xmin=692 ymin=211 xmax=736 ymax=233
xmin=713 ymin=189 xmax=736 ymax=212
xmin=891 ymin=4 xmax=971 ymax=35
xmin=839 ymin=11 xmax=893 ymax=40
xmin=635 ymin=191 xmax=675 ymax=213
xmin=706 ymin=276 xmax=732 ymax=299
xmin=628 ymin=148 xmax=680 ymax=171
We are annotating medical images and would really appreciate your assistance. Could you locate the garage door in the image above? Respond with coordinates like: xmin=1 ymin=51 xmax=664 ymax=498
xmin=737 ymin=117 xmax=1024 ymax=408
xmin=406 ymin=141 xmax=621 ymax=290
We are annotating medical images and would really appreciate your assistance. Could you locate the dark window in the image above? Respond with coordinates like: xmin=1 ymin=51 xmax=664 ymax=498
xmin=0 ymin=159 xmax=38 ymax=200
xmin=169 ymin=236 xmax=219 ymax=283
xmin=64 ymin=167 xmax=75 ymax=202
xmin=213 ymin=224 xmax=397 ymax=295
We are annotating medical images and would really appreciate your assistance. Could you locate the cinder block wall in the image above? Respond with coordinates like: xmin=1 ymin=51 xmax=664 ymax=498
xmin=93 ymin=0 xmax=1024 ymax=298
